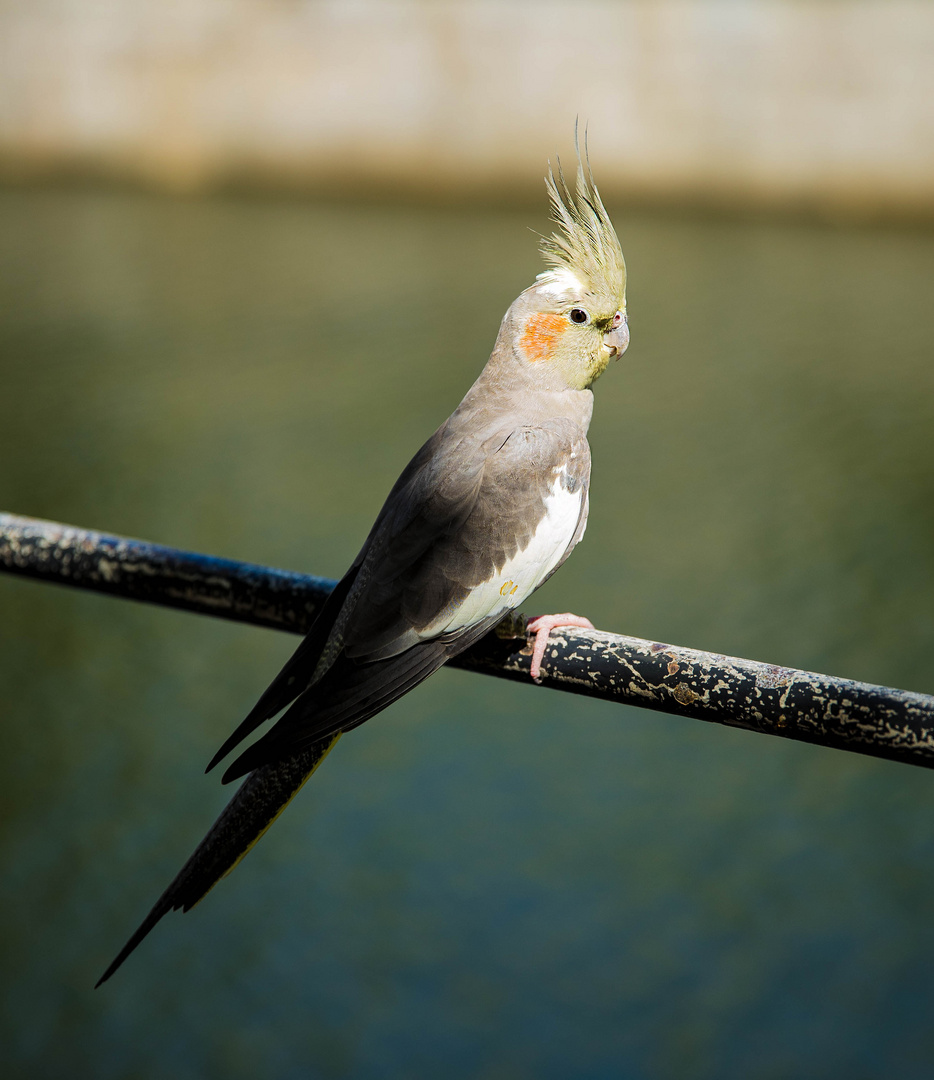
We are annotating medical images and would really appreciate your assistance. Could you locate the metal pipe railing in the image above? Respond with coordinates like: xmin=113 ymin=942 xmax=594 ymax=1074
xmin=3 ymin=511 xmax=933 ymax=771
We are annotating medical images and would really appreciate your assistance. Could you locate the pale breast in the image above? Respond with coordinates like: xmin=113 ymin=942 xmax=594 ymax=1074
xmin=419 ymin=469 xmax=585 ymax=638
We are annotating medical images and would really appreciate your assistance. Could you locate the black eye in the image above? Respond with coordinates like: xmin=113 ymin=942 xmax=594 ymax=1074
xmin=569 ymin=308 xmax=590 ymax=324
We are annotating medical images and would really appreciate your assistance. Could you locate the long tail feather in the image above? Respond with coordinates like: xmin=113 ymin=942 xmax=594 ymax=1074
xmin=95 ymin=734 xmax=340 ymax=987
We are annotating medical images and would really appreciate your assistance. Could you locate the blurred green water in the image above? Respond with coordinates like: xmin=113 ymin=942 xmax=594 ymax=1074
xmin=1 ymin=186 xmax=933 ymax=1079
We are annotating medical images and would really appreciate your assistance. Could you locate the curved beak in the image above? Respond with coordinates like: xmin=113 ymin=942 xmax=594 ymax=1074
xmin=603 ymin=314 xmax=630 ymax=358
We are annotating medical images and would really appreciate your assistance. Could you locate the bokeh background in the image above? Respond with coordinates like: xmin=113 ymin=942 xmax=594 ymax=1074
xmin=2 ymin=3 xmax=934 ymax=1078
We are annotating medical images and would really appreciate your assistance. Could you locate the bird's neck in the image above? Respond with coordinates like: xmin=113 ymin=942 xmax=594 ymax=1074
xmin=458 ymin=360 xmax=594 ymax=433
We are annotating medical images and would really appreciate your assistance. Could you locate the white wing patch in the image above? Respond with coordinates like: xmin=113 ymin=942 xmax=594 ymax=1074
xmin=420 ymin=469 xmax=584 ymax=638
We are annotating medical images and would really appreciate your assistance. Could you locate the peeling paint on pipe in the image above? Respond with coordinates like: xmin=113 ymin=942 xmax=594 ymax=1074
xmin=3 ymin=511 xmax=933 ymax=771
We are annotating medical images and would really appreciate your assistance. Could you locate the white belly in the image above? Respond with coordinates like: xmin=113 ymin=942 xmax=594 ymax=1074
xmin=421 ymin=473 xmax=584 ymax=637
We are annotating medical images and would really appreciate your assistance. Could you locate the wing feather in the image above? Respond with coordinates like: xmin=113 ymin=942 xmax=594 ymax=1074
xmin=214 ymin=410 xmax=591 ymax=781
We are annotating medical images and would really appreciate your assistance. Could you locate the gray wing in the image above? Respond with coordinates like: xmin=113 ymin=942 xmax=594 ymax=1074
xmin=215 ymin=413 xmax=590 ymax=781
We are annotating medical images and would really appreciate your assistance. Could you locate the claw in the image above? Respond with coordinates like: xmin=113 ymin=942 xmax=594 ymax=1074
xmin=526 ymin=613 xmax=595 ymax=681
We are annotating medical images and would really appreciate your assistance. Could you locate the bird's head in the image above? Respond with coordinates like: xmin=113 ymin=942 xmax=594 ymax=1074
xmin=508 ymin=152 xmax=628 ymax=392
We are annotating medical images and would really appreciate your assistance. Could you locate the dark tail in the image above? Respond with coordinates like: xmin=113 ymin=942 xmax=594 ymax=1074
xmin=95 ymin=734 xmax=340 ymax=987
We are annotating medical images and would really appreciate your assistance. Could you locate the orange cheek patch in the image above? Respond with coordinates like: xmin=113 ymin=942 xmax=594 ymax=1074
xmin=519 ymin=313 xmax=566 ymax=362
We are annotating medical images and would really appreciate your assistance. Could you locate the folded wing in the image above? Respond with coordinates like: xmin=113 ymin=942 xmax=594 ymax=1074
xmin=216 ymin=414 xmax=590 ymax=781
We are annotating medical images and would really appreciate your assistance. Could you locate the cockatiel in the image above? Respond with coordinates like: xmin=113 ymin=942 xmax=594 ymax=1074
xmin=97 ymin=147 xmax=629 ymax=985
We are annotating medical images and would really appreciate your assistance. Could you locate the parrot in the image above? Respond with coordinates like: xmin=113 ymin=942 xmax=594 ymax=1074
xmin=96 ymin=144 xmax=629 ymax=985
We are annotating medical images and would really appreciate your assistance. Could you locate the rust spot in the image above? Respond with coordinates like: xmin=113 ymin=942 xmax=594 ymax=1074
xmin=667 ymin=660 xmax=680 ymax=676
xmin=672 ymin=683 xmax=698 ymax=706
xmin=519 ymin=313 xmax=566 ymax=362
xmin=757 ymin=665 xmax=795 ymax=690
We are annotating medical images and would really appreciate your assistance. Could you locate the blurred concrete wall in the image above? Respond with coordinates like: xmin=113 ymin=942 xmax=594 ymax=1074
xmin=1 ymin=0 xmax=933 ymax=217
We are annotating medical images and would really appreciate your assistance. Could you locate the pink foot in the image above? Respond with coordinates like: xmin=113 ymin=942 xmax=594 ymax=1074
xmin=526 ymin=613 xmax=595 ymax=682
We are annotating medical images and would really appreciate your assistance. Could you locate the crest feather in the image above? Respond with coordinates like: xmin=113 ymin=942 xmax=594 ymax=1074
xmin=539 ymin=139 xmax=626 ymax=303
